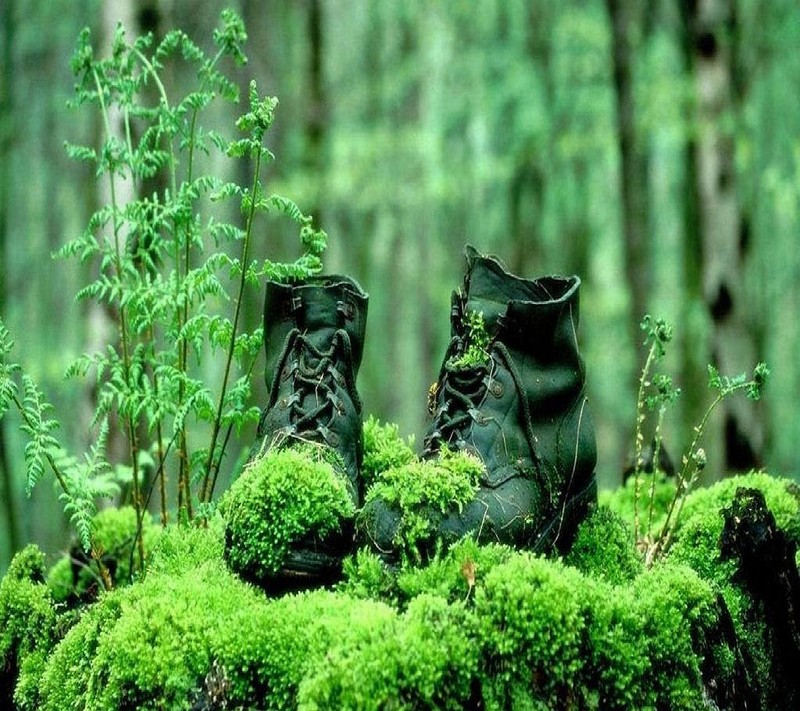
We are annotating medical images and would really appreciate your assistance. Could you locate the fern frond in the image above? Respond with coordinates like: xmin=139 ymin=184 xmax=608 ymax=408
xmin=19 ymin=375 xmax=61 ymax=496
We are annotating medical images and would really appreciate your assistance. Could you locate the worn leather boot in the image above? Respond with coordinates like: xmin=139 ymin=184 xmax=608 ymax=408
xmin=253 ymin=275 xmax=368 ymax=581
xmin=364 ymin=246 xmax=596 ymax=560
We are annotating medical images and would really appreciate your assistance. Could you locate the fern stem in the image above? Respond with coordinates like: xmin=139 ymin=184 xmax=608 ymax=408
xmin=200 ymin=145 xmax=263 ymax=502
xmin=633 ymin=344 xmax=656 ymax=544
xmin=206 ymin=356 xmax=258 ymax=502
xmin=92 ymin=67 xmax=145 ymax=571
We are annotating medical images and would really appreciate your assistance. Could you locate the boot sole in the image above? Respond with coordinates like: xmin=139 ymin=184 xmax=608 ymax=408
xmin=531 ymin=475 xmax=597 ymax=555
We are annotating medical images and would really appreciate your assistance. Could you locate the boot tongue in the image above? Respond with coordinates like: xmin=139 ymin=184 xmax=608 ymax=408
xmin=296 ymin=283 xmax=342 ymax=350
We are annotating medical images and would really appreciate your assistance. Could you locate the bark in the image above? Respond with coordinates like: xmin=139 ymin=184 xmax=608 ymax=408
xmin=720 ymin=487 xmax=800 ymax=708
xmin=683 ymin=0 xmax=762 ymax=480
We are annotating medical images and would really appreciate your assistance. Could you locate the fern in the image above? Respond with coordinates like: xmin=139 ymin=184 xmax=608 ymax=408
xmin=5 ymin=10 xmax=330 ymax=575
xmin=19 ymin=376 xmax=61 ymax=496
xmin=56 ymin=420 xmax=119 ymax=551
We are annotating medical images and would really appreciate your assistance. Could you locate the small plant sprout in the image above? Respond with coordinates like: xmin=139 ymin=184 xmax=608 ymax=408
xmin=632 ymin=315 xmax=677 ymax=544
xmin=649 ymin=360 xmax=770 ymax=564
xmin=631 ymin=316 xmax=770 ymax=565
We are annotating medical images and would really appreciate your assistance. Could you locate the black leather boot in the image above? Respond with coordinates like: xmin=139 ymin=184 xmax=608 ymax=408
xmin=363 ymin=246 xmax=596 ymax=560
xmin=253 ymin=275 xmax=368 ymax=581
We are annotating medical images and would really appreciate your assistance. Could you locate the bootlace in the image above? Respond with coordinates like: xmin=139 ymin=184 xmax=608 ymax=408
xmin=281 ymin=329 xmax=351 ymax=446
xmin=423 ymin=336 xmax=491 ymax=454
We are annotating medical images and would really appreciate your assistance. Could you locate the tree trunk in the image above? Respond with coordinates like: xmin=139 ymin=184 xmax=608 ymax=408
xmin=0 ymin=0 xmax=21 ymax=564
xmin=683 ymin=0 xmax=762 ymax=480
xmin=305 ymin=0 xmax=325 ymax=224
xmin=606 ymin=0 xmax=651 ymax=353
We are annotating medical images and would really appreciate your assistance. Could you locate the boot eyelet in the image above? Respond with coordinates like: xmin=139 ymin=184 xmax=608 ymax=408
xmin=489 ymin=380 xmax=504 ymax=398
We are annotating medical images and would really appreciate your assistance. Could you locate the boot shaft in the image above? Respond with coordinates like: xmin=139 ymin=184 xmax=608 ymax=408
xmin=263 ymin=276 xmax=368 ymax=398
xmin=428 ymin=248 xmax=596 ymax=494
xmin=257 ymin=275 xmax=368 ymax=501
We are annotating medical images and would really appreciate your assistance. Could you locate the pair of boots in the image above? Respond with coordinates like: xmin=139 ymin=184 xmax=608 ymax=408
xmin=253 ymin=246 xmax=597 ymax=583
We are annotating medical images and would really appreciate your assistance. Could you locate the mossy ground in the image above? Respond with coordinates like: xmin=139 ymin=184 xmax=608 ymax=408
xmin=1 ymin=420 xmax=799 ymax=709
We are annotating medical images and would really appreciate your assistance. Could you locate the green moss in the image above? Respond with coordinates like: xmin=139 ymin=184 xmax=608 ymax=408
xmin=396 ymin=537 xmax=515 ymax=605
xmin=299 ymin=594 xmax=479 ymax=710
xmin=475 ymin=554 xmax=587 ymax=708
xmin=46 ymin=506 xmax=160 ymax=603
xmin=565 ymin=505 xmax=644 ymax=585
xmin=360 ymin=447 xmax=483 ymax=562
xmin=37 ymin=591 xmax=124 ymax=711
xmin=38 ymin=547 xmax=396 ymax=711
xmin=0 ymin=545 xmax=59 ymax=710
xmin=221 ymin=444 xmax=356 ymax=582
xmin=338 ymin=548 xmax=399 ymax=602
xmin=630 ymin=563 xmax=720 ymax=710
xmin=146 ymin=515 xmax=226 ymax=576
xmin=361 ymin=415 xmax=415 ymax=490
xmin=448 ymin=310 xmax=490 ymax=368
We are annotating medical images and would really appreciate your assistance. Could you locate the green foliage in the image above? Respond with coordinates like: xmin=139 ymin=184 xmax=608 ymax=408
xmin=361 ymin=415 xmax=415 ymax=490
xmin=221 ymin=445 xmax=355 ymax=581
xmin=448 ymin=310 xmax=491 ymax=368
xmin=565 ymin=505 xmax=644 ymax=585
xmin=0 ymin=546 xmax=59 ymax=710
xmin=360 ymin=447 xmax=484 ymax=562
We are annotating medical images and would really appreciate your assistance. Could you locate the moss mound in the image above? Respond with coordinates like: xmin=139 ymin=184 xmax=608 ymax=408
xmin=359 ymin=446 xmax=484 ymax=561
xmin=221 ymin=444 xmax=356 ymax=582
xmin=0 ymin=545 xmax=60 ymax=710
xmin=3 ymin=434 xmax=800 ymax=709
xmin=361 ymin=415 xmax=416 ymax=490
xmin=46 ymin=505 xmax=160 ymax=604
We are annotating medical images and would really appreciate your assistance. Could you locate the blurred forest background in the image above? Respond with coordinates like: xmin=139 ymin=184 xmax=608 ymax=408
xmin=2 ymin=0 xmax=799 ymax=573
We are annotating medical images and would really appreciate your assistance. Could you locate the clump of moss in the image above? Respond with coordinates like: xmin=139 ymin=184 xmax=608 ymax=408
xmin=38 ymin=537 xmax=396 ymax=711
xmin=147 ymin=514 xmax=226 ymax=576
xmin=299 ymin=594 xmax=480 ymax=710
xmin=448 ymin=310 xmax=491 ymax=368
xmin=360 ymin=447 xmax=484 ymax=562
xmin=395 ymin=537 xmax=515 ymax=605
xmin=475 ymin=554 xmax=587 ymax=708
xmin=338 ymin=548 xmax=399 ymax=602
xmin=565 ymin=505 xmax=643 ymax=585
xmin=361 ymin=415 xmax=415 ymax=490
xmin=221 ymin=444 xmax=356 ymax=583
xmin=0 ymin=545 xmax=60 ymax=710
xmin=46 ymin=506 xmax=160 ymax=604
